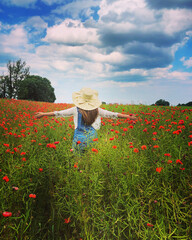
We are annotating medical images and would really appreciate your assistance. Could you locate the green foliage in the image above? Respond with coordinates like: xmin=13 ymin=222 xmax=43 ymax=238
xmin=0 ymin=59 xmax=30 ymax=99
xmin=0 ymin=100 xmax=191 ymax=239
xmin=18 ymin=75 xmax=56 ymax=102
xmin=155 ymin=99 xmax=170 ymax=106
xmin=178 ymin=101 xmax=192 ymax=106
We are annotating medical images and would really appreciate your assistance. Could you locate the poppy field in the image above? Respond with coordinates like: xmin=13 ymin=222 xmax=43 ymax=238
xmin=0 ymin=98 xmax=192 ymax=240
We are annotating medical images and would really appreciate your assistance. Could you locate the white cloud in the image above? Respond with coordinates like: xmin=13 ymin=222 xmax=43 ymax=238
xmin=1 ymin=0 xmax=37 ymax=8
xmin=52 ymin=0 xmax=100 ymax=18
xmin=180 ymin=57 xmax=192 ymax=68
xmin=44 ymin=19 xmax=100 ymax=45
xmin=26 ymin=16 xmax=48 ymax=30
xmin=0 ymin=25 xmax=32 ymax=55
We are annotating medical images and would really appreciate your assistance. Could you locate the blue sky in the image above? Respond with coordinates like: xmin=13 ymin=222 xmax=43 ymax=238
xmin=0 ymin=0 xmax=192 ymax=105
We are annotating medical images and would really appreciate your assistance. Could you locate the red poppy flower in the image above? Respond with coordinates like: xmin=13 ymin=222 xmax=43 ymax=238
xmin=109 ymin=137 xmax=114 ymax=141
xmin=47 ymin=143 xmax=56 ymax=149
xmin=156 ymin=167 xmax=163 ymax=173
xmin=167 ymin=160 xmax=172 ymax=164
xmin=74 ymin=162 xmax=78 ymax=168
xmin=176 ymin=159 xmax=183 ymax=165
xmin=92 ymin=148 xmax=98 ymax=153
xmin=141 ymin=145 xmax=147 ymax=150
xmin=39 ymin=168 xmax=43 ymax=172
xmin=3 ymin=143 xmax=9 ymax=147
xmin=3 ymin=176 xmax=9 ymax=182
xmin=76 ymin=141 xmax=81 ymax=144
xmin=64 ymin=217 xmax=71 ymax=223
xmin=112 ymin=145 xmax=117 ymax=149
xmin=134 ymin=148 xmax=139 ymax=153
xmin=54 ymin=141 xmax=60 ymax=144
xmin=29 ymin=194 xmax=36 ymax=198
xmin=93 ymin=138 xmax=98 ymax=141
xmin=164 ymin=153 xmax=171 ymax=157
xmin=147 ymin=223 xmax=154 ymax=227
xmin=153 ymin=145 xmax=159 ymax=148
xmin=123 ymin=128 xmax=128 ymax=132
xmin=2 ymin=212 xmax=12 ymax=217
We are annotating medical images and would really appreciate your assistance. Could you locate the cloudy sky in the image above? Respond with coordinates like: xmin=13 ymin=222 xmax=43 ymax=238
xmin=0 ymin=0 xmax=192 ymax=105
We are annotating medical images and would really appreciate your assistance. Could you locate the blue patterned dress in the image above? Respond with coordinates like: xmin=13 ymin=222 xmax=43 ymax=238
xmin=72 ymin=108 xmax=98 ymax=153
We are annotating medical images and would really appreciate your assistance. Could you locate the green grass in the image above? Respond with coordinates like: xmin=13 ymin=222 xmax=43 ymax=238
xmin=0 ymin=99 xmax=191 ymax=240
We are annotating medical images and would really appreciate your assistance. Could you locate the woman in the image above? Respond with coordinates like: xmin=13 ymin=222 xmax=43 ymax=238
xmin=35 ymin=87 xmax=137 ymax=152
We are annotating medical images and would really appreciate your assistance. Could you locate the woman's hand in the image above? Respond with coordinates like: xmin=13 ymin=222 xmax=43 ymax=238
xmin=34 ymin=112 xmax=45 ymax=119
xmin=129 ymin=114 xmax=137 ymax=121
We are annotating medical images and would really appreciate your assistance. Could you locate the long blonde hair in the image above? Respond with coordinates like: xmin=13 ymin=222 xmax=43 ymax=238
xmin=79 ymin=108 xmax=98 ymax=126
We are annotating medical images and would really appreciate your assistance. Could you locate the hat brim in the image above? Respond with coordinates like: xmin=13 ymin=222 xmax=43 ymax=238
xmin=72 ymin=92 xmax=102 ymax=110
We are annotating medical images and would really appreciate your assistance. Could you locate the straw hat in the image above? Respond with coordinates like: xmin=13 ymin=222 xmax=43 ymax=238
xmin=72 ymin=87 xmax=102 ymax=110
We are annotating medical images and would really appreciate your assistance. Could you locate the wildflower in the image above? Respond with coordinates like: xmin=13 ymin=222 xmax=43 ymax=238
xmin=153 ymin=132 xmax=157 ymax=135
xmin=22 ymin=157 xmax=26 ymax=162
xmin=29 ymin=194 xmax=36 ymax=198
xmin=3 ymin=143 xmax=9 ymax=147
xmin=54 ymin=141 xmax=60 ymax=144
xmin=74 ymin=162 xmax=78 ymax=168
xmin=164 ymin=153 xmax=171 ymax=157
xmin=47 ymin=143 xmax=56 ymax=149
xmin=141 ymin=145 xmax=147 ymax=150
xmin=167 ymin=160 xmax=172 ymax=164
xmin=134 ymin=148 xmax=139 ymax=153
xmin=147 ymin=223 xmax=154 ymax=227
xmin=123 ymin=128 xmax=128 ymax=132
xmin=39 ymin=168 xmax=43 ymax=172
xmin=180 ymin=168 xmax=185 ymax=170
xmin=109 ymin=137 xmax=114 ymax=141
xmin=20 ymin=152 xmax=26 ymax=155
xmin=156 ymin=167 xmax=163 ymax=173
xmin=70 ymin=149 xmax=73 ymax=152
xmin=112 ymin=145 xmax=117 ymax=149
xmin=3 ymin=176 xmax=9 ymax=182
xmin=2 ymin=212 xmax=12 ymax=217
xmin=93 ymin=138 xmax=98 ymax=141
xmin=92 ymin=148 xmax=98 ymax=153
xmin=76 ymin=141 xmax=81 ymax=144
xmin=176 ymin=159 xmax=183 ymax=165
xmin=153 ymin=145 xmax=159 ymax=148
xmin=64 ymin=217 xmax=71 ymax=223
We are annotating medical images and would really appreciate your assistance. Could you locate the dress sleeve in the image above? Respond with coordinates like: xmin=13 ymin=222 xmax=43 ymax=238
xmin=98 ymin=108 xmax=118 ymax=119
xmin=54 ymin=107 xmax=76 ymax=117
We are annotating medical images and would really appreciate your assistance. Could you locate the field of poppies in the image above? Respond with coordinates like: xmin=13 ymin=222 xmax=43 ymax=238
xmin=0 ymin=98 xmax=191 ymax=240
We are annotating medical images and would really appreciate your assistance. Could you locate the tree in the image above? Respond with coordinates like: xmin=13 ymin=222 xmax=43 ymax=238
xmin=18 ymin=75 xmax=56 ymax=102
xmin=0 ymin=59 xmax=30 ymax=99
xmin=155 ymin=99 xmax=170 ymax=106
xmin=178 ymin=101 xmax=192 ymax=106
xmin=0 ymin=75 xmax=8 ymax=98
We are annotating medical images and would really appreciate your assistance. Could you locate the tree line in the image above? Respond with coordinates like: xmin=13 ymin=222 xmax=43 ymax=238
xmin=152 ymin=99 xmax=192 ymax=106
xmin=0 ymin=59 xmax=56 ymax=102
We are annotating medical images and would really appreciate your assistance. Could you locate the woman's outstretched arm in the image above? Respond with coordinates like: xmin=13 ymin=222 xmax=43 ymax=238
xmin=117 ymin=113 xmax=137 ymax=120
xmin=34 ymin=112 xmax=55 ymax=119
